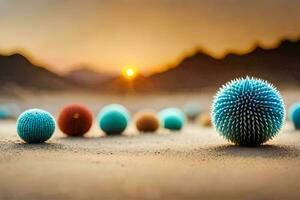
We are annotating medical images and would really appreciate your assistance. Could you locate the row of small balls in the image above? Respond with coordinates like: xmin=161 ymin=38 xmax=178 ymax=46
xmin=16 ymin=104 xmax=187 ymax=143
xmin=17 ymin=76 xmax=289 ymax=147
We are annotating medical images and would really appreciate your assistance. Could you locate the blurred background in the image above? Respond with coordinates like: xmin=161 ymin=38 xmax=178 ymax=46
xmin=0 ymin=0 xmax=299 ymax=115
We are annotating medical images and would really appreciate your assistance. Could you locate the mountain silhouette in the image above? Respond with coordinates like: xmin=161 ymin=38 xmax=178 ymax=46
xmin=0 ymin=53 xmax=75 ymax=91
xmin=146 ymin=38 xmax=300 ymax=91
xmin=0 ymin=38 xmax=299 ymax=93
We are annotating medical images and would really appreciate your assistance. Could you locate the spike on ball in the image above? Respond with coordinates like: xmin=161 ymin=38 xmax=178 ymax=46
xmin=58 ymin=104 xmax=93 ymax=136
xmin=16 ymin=108 xmax=56 ymax=143
xmin=211 ymin=77 xmax=285 ymax=146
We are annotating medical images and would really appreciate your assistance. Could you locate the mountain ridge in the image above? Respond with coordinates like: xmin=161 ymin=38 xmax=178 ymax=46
xmin=145 ymin=38 xmax=300 ymax=91
xmin=0 ymin=38 xmax=299 ymax=93
xmin=0 ymin=53 xmax=76 ymax=91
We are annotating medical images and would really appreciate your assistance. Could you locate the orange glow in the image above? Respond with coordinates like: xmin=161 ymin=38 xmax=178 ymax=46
xmin=1 ymin=1 xmax=299 ymax=75
xmin=122 ymin=66 xmax=139 ymax=80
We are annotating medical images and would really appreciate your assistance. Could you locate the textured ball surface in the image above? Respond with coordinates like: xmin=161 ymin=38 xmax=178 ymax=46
xmin=98 ymin=104 xmax=129 ymax=135
xmin=135 ymin=111 xmax=159 ymax=133
xmin=183 ymin=102 xmax=202 ymax=121
xmin=212 ymin=77 xmax=285 ymax=146
xmin=159 ymin=108 xmax=185 ymax=131
xmin=17 ymin=109 xmax=56 ymax=143
xmin=58 ymin=104 xmax=93 ymax=136
xmin=289 ymin=103 xmax=300 ymax=129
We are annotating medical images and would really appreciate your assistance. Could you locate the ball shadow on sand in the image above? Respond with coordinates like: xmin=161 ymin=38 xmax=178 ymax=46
xmin=57 ymin=134 xmax=139 ymax=144
xmin=209 ymin=144 xmax=300 ymax=159
xmin=57 ymin=131 xmax=172 ymax=144
xmin=58 ymin=134 xmax=129 ymax=140
xmin=11 ymin=142 xmax=67 ymax=151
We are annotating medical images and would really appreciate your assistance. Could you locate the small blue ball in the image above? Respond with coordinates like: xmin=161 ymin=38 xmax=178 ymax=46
xmin=159 ymin=108 xmax=185 ymax=131
xmin=16 ymin=109 xmax=56 ymax=143
xmin=100 ymin=104 xmax=130 ymax=121
xmin=0 ymin=103 xmax=20 ymax=119
xmin=212 ymin=77 xmax=285 ymax=146
xmin=288 ymin=102 xmax=300 ymax=120
xmin=98 ymin=104 xmax=129 ymax=135
xmin=289 ymin=103 xmax=300 ymax=129
xmin=0 ymin=106 xmax=10 ymax=119
xmin=183 ymin=102 xmax=202 ymax=121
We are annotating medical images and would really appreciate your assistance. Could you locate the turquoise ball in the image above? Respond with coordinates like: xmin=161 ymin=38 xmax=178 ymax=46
xmin=159 ymin=108 xmax=185 ymax=131
xmin=289 ymin=103 xmax=300 ymax=120
xmin=0 ymin=106 xmax=10 ymax=119
xmin=212 ymin=77 xmax=285 ymax=146
xmin=289 ymin=103 xmax=300 ymax=129
xmin=16 ymin=109 xmax=56 ymax=143
xmin=98 ymin=104 xmax=129 ymax=135
xmin=183 ymin=102 xmax=202 ymax=121
xmin=0 ymin=103 xmax=21 ymax=119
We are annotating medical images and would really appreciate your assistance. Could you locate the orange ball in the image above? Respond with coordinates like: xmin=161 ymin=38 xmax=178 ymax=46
xmin=58 ymin=104 xmax=93 ymax=136
xmin=197 ymin=114 xmax=212 ymax=127
xmin=135 ymin=111 xmax=159 ymax=133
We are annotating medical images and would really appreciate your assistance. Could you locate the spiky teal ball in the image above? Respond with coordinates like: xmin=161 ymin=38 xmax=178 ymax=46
xmin=289 ymin=103 xmax=300 ymax=129
xmin=159 ymin=108 xmax=185 ymax=131
xmin=98 ymin=104 xmax=129 ymax=135
xmin=212 ymin=77 xmax=285 ymax=146
xmin=16 ymin=109 xmax=56 ymax=143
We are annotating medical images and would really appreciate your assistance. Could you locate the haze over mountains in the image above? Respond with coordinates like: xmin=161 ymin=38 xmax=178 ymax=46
xmin=65 ymin=68 xmax=112 ymax=88
xmin=0 ymin=38 xmax=299 ymax=93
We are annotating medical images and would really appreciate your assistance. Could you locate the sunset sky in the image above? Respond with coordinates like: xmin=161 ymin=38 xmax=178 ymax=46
xmin=0 ymin=0 xmax=299 ymax=75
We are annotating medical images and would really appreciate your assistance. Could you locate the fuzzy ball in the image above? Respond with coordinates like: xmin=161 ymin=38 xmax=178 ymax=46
xmin=212 ymin=77 xmax=285 ymax=146
xmin=159 ymin=108 xmax=185 ymax=131
xmin=58 ymin=104 xmax=93 ymax=136
xmin=183 ymin=102 xmax=202 ymax=121
xmin=17 ymin=109 xmax=56 ymax=143
xmin=135 ymin=110 xmax=159 ymax=133
xmin=98 ymin=104 xmax=129 ymax=135
xmin=197 ymin=114 xmax=212 ymax=127
xmin=289 ymin=103 xmax=300 ymax=129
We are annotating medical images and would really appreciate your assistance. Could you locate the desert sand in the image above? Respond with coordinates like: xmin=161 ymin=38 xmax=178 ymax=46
xmin=0 ymin=90 xmax=300 ymax=200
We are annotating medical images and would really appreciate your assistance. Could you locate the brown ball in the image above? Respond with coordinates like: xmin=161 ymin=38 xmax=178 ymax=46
xmin=58 ymin=104 xmax=93 ymax=136
xmin=197 ymin=114 xmax=212 ymax=127
xmin=135 ymin=111 xmax=159 ymax=133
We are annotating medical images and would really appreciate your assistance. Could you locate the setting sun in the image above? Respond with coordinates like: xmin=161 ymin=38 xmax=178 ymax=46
xmin=122 ymin=66 xmax=139 ymax=80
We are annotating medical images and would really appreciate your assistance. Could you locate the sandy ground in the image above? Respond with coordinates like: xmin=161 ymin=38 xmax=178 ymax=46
xmin=0 ymin=120 xmax=300 ymax=200
xmin=0 ymin=90 xmax=300 ymax=200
